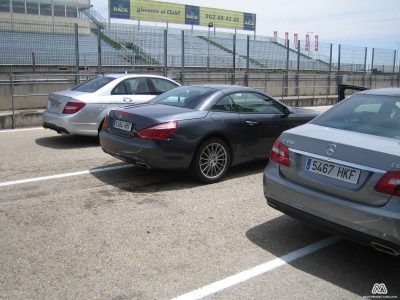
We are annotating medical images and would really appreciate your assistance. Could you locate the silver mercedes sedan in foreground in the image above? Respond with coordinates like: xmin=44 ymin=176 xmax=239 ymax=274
xmin=43 ymin=74 xmax=180 ymax=136
xmin=263 ymin=88 xmax=400 ymax=255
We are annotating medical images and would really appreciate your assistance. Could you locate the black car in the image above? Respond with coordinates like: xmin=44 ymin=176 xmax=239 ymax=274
xmin=99 ymin=85 xmax=319 ymax=183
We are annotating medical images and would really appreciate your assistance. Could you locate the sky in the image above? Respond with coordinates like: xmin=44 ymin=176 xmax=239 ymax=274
xmin=91 ymin=0 xmax=400 ymax=51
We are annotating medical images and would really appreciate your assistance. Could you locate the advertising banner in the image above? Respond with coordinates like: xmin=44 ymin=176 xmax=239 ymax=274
xmin=110 ymin=0 xmax=256 ymax=31
xmin=294 ymin=33 xmax=298 ymax=49
xmin=273 ymin=31 xmax=278 ymax=38
xmin=305 ymin=34 xmax=310 ymax=51
xmin=314 ymin=35 xmax=319 ymax=51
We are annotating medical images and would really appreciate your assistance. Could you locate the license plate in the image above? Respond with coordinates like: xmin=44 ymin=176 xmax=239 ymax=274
xmin=113 ymin=120 xmax=132 ymax=132
xmin=305 ymin=158 xmax=360 ymax=184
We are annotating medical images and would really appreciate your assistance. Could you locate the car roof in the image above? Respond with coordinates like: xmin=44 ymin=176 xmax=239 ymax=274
xmin=190 ymin=84 xmax=261 ymax=93
xmin=357 ymin=88 xmax=400 ymax=97
xmin=102 ymin=73 xmax=172 ymax=79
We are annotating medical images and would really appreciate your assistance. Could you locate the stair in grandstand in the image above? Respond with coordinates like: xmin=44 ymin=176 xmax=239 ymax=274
xmin=80 ymin=7 xmax=107 ymax=28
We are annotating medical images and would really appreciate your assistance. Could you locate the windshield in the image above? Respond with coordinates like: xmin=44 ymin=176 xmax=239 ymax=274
xmin=149 ymin=86 xmax=215 ymax=109
xmin=312 ymin=94 xmax=400 ymax=139
xmin=72 ymin=77 xmax=115 ymax=93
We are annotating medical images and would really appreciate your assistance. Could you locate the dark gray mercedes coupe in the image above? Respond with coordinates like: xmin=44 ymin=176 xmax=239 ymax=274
xmin=99 ymin=85 xmax=319 ymax=183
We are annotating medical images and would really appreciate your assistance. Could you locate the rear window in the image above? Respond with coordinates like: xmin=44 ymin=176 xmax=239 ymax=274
xmin=150 ymin=86 xmax=215 ymax=109
xmin=312 ymin=94 xmax=400 ymax=139
xmin=72 ymin=77 xmax=115 ymax=93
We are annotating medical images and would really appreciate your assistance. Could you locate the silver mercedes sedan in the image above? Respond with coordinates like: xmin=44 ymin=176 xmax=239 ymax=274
xmin=42 ymin=74 xmax=180 ymax=136
xmin=263 ymin=88 xmax=400 ymax=256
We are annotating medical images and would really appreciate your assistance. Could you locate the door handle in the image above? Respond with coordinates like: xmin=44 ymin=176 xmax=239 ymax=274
xmin=245 ymin=120 xmax=259 ymax=126
xmin=123 ymin=97 xmax=133 ymax=102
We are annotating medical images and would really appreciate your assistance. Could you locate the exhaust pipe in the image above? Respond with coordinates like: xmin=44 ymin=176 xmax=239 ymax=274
xmin=371 ymin=242 xmax=400 ymax=256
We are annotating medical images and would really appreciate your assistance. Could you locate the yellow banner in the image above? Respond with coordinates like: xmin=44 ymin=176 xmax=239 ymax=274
xmin=130 ymin=0 xmax=185 ymax=23
xmin=200 ymin=7 xmax=243 ymax=29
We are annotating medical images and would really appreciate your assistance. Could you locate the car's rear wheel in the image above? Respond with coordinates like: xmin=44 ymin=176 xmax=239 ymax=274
xmin=190 ymin=138 xmax=230 ymax=183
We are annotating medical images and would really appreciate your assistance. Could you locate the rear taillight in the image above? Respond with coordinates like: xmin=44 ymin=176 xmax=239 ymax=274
xmin=270 ymin=139 xmax=290 ymax=166
xmin=374 ymin=171 xmax=400 ymax=197
xmin=63 ymin=102 xmax=85 ymax=114
xmin=102 ymin=117 xmax=109 ymax=129
xmin=136 ymin=121 xmax=178 ymax=141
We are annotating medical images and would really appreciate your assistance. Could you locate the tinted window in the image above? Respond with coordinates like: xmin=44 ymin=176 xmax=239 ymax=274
xmin=212 ymin=95 xmax=236 ymax=112
xmin=26 ymin=2 xmax=38 ymax=14
xmin=124 ymin=78 xmax=151 ymax=94
xmin=312 ymin=94 xmax=400 ymax=139
xmin=112 ymin=82 xmax=127 ymax=95
xmin=53 ymin=4 xmax=65 ymax=17
xmin=40 ymin=3 xmax=52 ymax=16
xmin=72 ymin=77 xmax=115 ymax=93
xmin=66 ymin=6 xmax=77 ymax=18
xmin=150 ymin=78 xmax=178 ymax=94
xmin=150 ymin=86 xmax=215 ymax=109
xmin=0 ymin=0 xmax=11 ymax=12
xmin=230 ymin=92 xmax=284 ymax=114
xmin=12 ymin=1 xmax=25 ymax=13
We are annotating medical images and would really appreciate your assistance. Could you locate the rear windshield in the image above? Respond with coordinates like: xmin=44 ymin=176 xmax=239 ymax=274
xmin=312 ymin=94 xmax=400 ymax=139
xmin=72 ymin=77 xmax=115 ymax=93
xmin=149 ymin=86 xmax=215 ymax=109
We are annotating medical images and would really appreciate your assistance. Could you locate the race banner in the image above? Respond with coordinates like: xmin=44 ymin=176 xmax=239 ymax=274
xmin=305 ymin=34 xmax=310 ymax=51
xmin=110 ymin=0 xmax=256 ymax=31
xmin=273 ymin=31 xmax=278 ymax=38
xmin=315 ymin=35 xmax=319 ymax=51
xmin=294 ymin=33 xmax=298 ymax=49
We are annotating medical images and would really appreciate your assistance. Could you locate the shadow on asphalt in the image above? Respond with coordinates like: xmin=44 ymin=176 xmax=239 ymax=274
xmin=35 ymin=135 xmax=99 ymax=149
xmin=246 ymin=217 xmax=400 ymax=297
xmin=91 ymin=160 xmax=267 ymax=193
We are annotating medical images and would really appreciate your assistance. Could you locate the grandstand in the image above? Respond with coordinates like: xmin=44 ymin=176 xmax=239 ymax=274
xmin=0 ymin=1 xmax=396 ymax=73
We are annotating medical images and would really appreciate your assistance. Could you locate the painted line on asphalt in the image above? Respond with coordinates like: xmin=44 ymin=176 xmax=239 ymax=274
xmin=0 ymin=164 xmax=132 ymax=188
xmin=0 ymin=127 xmax=44 ymax=133
xmin=171 ymin=236 xmax=340 ymax=300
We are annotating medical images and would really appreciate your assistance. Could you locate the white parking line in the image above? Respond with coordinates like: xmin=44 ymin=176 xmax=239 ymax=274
xmin=0 ymin=164 xmax=132 ymax=188
xmin=0 ymin=127 xmax=44 ymax=133
xmin=171 ymin=236 xmax=340 ymax=300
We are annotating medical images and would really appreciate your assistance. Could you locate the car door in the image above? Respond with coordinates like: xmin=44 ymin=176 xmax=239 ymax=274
xmin=109 ymin=77 xmax=155 ymax=107
xmin=230 ymin=92 xmax=289 ymax=159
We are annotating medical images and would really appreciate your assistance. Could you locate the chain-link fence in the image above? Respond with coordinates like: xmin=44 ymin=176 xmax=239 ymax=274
xmin=0 ymin=18 xmax=399 ymax=75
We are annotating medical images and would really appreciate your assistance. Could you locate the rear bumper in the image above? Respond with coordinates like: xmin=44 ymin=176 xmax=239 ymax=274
xmin=263 ymin=161 xmax=400 ymax=253
xmin=99 ymin=129 xmax=194 ymax=170
xmin=42 ymin=111 xmax=98 ymax=136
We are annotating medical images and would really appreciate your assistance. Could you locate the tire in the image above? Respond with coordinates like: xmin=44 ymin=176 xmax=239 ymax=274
xmin=190 ymin=138 xmax=231 ymax=183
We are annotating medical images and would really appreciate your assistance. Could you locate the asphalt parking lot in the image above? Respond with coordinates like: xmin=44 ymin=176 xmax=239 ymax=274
xmin=0 ymin=127 xmax=399 ymax=300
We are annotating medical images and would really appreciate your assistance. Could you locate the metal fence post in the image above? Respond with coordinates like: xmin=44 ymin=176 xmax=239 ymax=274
xmin=327 ymin=43 xmax=333 ymax=96
xmin=181 ymin=30 xmax=185 ymax=84
xmin=31 ymin=52 xmax=36 ymax=72
xmin=164 ymin=29 xmax=168 ymax=77
xmin=74 ymin=23 xmax=80 ymax=84
xmin=97 ymin=23 xmax=102 ymax=74
xmin=245 ymin=35 xmax=250 ymax=86
xmin=10 ymin=73 xmax=16 ymax=129
xmin=337 ymin=44 xmax=341 ymax=72
xmin=363 ymin=47 xmax=367 ymax=87
xmin=232 ymin=33 xmax=236 ymax=84
xmin=285 ymin=39 xmax=290 ymax=97
xmin=371 ymin=48 xmax=375 ymax=72
xmin=392 ymin=50 xmax=397 ymax=87
xmin=296 ymin=40 xmax=300 ymax=97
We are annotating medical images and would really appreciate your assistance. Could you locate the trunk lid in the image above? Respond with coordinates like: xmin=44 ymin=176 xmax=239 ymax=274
xmin=108 ymin=104 xmax=208 ymax=136
xmin=46 ymin=90 xmax=88 ymax=114
xmin=279 ymin=124 xmax=400 ymax=206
